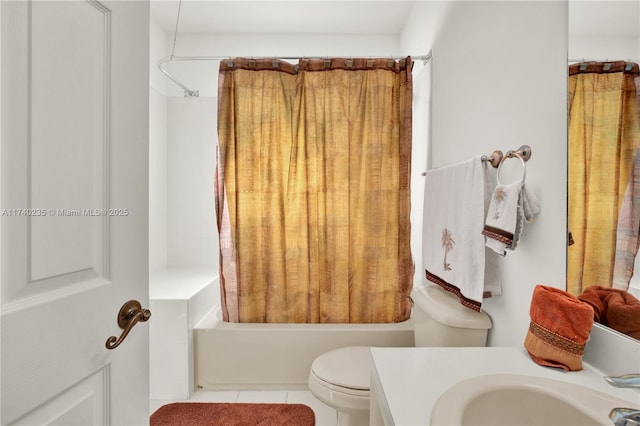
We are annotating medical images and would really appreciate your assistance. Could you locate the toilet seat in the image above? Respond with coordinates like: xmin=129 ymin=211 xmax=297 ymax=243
xmin=310 ymin=346 xmax=371 ymax=392
xmin=309 ymin=370 xmax=370 ymax=398
xmin=308 ymin=346 xmax=372 ymax=421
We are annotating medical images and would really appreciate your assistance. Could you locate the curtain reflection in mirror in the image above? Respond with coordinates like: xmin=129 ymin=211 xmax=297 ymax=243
xmin=567 ymin=61 xmax=640 ymax=297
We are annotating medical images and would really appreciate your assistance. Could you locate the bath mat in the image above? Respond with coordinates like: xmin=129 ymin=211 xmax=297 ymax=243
xmin=150 ymin=402 xmax=315 ymax=426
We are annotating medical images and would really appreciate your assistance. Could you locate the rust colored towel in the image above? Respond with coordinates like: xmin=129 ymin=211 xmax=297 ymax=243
xmin=578 ymin=285 xmax=640 ymax=340
xmin=151 ymin=402 xmax=315 ymax=426
xmin=524 ymin=285 xmax=594 ymax=371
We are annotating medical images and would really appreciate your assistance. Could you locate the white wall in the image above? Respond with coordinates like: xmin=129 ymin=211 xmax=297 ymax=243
xmin=149 ymin=17 xmax=169 ymax=273
xmin=408 ymin=62 xmax=432 ymax=289
xmin=401 ymin=2 xmax=451 ymax=291
xmin=149 ymin=90 xmax=168 ymax=273
xmin=570 ymin=35 xmax=639 ymax=61
xmin=166 ymin=97 xmax=218 ymax=268
xmin=403 ymin=1 xmax=568 ymax=346
xmin=150 ymin=20 xmax=220 ymax=274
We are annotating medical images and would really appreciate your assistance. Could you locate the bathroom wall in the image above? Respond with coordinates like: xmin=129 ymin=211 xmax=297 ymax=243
xmin=149 ymin=20 xmax=220 ymax=273
xmin=149 ymin=17 xmax=169 ymax=273
xmin=166 ymin=97 xmax=218 ymax=268
xmin=402 ymin=1 xmax=569 ymax=346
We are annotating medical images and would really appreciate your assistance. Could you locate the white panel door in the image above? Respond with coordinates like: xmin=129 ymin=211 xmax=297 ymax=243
xmin=1 ymin=1 xmax=150 ymax=425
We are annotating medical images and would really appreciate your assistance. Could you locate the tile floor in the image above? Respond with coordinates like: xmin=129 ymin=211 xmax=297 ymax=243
xmin=150 ymin=390 xmax=338 ymax=425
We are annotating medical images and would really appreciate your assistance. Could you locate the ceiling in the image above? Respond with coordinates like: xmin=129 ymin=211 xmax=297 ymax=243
xmin=150 ymin=1 xmax=417 ymax=35
xmin=150 ymin=1 xmax=640 ymax=44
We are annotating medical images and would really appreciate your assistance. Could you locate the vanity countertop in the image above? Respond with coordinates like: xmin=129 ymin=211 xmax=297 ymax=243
xmin=369 ymin=346 xmax=640 ymax=426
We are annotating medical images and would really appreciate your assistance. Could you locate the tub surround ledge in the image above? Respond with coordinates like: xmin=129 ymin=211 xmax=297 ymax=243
xmin=149 ymin=269 xmax=218 ymax=400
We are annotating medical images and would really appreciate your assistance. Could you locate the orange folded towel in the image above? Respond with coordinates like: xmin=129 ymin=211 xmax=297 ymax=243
xmin=578 ymin=285 xmax=640 ymax=340
xmin=524 ymin=285 xmax=594 ymax=371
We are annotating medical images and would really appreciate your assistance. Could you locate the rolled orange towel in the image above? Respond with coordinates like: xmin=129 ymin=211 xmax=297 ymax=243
xmin=524 ymin=285 xmax=594 ymax=371
xmin=577 ymin=286 xmax=607 ymax=322
xmin=578 ymin=285 xmax=640 ymax=340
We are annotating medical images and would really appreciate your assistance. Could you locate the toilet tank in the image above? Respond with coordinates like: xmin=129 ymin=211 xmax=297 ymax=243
xmin=411 ymin=285 xmax=492 ymax=347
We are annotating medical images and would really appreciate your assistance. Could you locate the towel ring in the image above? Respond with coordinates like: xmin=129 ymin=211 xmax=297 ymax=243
xmin=497 ymin=151 xmax=526 ymax=186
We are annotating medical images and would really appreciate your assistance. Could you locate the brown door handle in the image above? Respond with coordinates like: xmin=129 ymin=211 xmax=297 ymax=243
xmin=105 ymin=300 xmax=151 ymax=350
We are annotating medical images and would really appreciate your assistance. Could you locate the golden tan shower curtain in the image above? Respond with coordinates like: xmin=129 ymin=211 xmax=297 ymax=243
xmin=216 ymin=57 xmax=414 ymax=323
xmin=568 ymin=62 xmax=640 ymax=296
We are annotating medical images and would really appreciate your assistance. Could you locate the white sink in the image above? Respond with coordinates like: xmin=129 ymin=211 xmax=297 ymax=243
xmin=430 ymin=374 xmax=639 ymax=426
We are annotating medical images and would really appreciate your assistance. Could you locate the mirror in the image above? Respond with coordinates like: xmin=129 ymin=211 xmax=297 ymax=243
xmin=567 ymin=1 xmax=640 ymax=340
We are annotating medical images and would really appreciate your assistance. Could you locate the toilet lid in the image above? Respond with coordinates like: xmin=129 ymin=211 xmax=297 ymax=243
xmin=311 ymin=346 xmax=371 ymax=391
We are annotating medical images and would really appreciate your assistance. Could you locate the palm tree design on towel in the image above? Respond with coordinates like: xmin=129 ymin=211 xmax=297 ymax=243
xmin=493 ymin=186 xmax=506 ymax=219
xmin=442 ymin=228 xmax=455 ymax=271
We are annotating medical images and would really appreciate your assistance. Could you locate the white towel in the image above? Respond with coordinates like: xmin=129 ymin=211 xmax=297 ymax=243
xmin=422 ymin=156 xmax=501 ymax=312
xmin=483 ymin=180 xmax=540 ymax=256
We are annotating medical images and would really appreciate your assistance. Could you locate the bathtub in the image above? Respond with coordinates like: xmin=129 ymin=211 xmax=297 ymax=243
xmin=194 ymin=306 xmax=415 ymax=390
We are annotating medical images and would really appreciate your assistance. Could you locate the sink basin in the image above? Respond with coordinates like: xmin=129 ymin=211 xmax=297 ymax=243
xmin=430 ymin=374 xmax=639 ymax=426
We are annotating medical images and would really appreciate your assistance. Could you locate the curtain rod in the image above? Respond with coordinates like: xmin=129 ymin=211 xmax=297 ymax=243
xmin=158 ymin=52 xmax=432 ymax=98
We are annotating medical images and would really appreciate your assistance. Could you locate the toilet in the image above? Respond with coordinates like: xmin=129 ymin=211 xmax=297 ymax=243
xmin=308 ymin=284 xmax=492 ymax=425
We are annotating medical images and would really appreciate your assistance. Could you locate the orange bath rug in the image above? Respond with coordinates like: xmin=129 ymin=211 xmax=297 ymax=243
xmin=150 ymin=402 xmax=316 ymax=426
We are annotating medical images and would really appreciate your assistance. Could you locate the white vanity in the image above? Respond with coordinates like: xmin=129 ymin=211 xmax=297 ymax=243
xmin=369 ymin=347 xmax=640 ymax=426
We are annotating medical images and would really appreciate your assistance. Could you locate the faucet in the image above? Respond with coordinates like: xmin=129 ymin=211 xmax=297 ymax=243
xmin=610 ymin=408 xmax=640 ymax=426
xmin=605 ymin=374 xmax=640 ymax=426
xmin=605 ymin=374 xmax=640 ymax=389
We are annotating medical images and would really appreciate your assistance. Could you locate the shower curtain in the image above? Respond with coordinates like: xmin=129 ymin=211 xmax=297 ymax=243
xmin=567 ymin=61 xmax=640 ymax=296
xmin=216 ymin=57 xmax=414 ymax=323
